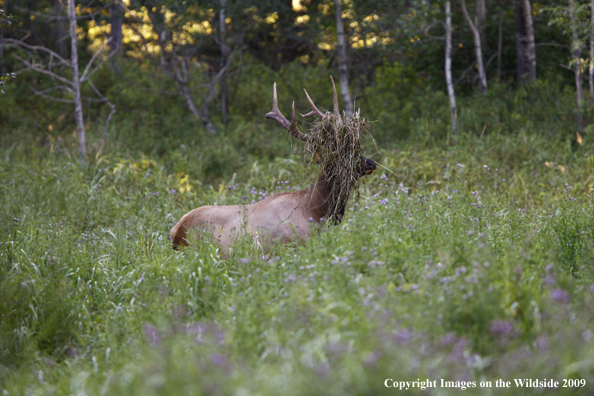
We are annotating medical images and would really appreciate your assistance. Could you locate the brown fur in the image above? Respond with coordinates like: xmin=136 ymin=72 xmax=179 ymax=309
xmin=171 ymin=172 xmax=334 ymax=250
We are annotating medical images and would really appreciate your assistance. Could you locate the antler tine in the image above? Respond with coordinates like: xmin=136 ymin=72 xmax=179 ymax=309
xmin=271 ymin=81 xmax=279 ymax=111
xmin=329 ymin=76 xmax=341 ymax=122
xmin=265 ymin=82 xmax=311 ymax=142
xmin=300 ymin=88 xmax=325 ymax=118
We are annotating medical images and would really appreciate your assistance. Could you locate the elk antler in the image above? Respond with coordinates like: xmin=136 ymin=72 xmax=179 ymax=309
xmin=300 ymin=76 xmax=342 ymax=122
xmin=301 ymin=89 xmax=325 ymax=118
xmin=265 ymin=82 xmax=311 ymax=142
xmin=329 ymin=76 xmax=341 ymax=122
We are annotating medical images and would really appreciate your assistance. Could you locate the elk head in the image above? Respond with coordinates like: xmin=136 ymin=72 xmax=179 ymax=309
xmin=265 ymin=76 xmax=376 ymax=222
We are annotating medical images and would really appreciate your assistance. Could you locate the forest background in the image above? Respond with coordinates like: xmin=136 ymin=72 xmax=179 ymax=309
xmin=2 ymin=0 xmax=594 ymax=395
xmin=1 ymin=0 xmax=591 ymax=165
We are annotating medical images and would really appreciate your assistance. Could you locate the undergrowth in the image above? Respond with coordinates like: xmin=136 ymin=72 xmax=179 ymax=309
xmin=1 ymin=128 xmax=594 ymax=395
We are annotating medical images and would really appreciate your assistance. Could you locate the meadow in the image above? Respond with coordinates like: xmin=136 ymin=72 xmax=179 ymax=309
xmin=2 ymin=72 xmax=594 ymax=394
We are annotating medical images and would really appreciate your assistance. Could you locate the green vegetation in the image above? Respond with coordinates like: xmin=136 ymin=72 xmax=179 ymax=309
xmin=1 ymin=68 xmax=594 ymax=394
xmin=2 ymin=0 xmax=594 ymax=392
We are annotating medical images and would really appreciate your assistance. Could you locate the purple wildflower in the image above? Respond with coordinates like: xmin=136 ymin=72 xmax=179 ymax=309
xmin=551 ymin=288 xmax=570 ymax=303
xmin=489 ymin=320 xmax=516 ymax=338
xmin=143 ymin=324 xmax=161 ymax=346
xmin=543 ymin=274 xmax=556 ymax=286
xmin=393 ymin=329 xmax=411 ymax=344
xmin=210 ymin=353 xmax=226 ymax=367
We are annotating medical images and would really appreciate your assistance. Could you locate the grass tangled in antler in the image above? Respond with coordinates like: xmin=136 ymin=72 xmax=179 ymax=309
xmin=304 ymin=111 xmax=371 ymax=223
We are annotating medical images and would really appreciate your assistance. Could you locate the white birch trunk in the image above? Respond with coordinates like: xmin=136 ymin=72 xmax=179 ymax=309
xmin=0 ymin=6 xmax=4 ymax=76
xmin=445 ymin=1 xmax=457 ymax=134
xmin=570 ymin=0 xmax=584 ymax=133
xmin=333 ymin=0 xmax=353 ymax=116
xmin=590 ymin=0 xmax=594 ymax=95
xmin=476 ymin=0 xmax=486 ymax=50
xmin=68 ymin=0 xmax=86 ymax=162
xmin=460 ymin=0 xmax=487 ymax=95
xmin=219 ymin=0 xmax=228 ymax=124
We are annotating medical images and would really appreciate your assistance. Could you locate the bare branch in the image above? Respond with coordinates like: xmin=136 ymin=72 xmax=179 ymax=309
xmin=14 ymin=2 xmax=111 ymax=23
xmin=31 ymin=86 xmax=75 ymax=103
xmin=454 ymin=51 xmax=497 ymax=87
xmin=86 ymin=79 xmax=108 ymax=103
xmin=194 ymin=39 xmax=242 ymax=89
xmin=196 ymin=57 xmax=230 ymax=89
xmin=455 ymin=59 xmax=477 ymax=86
xmin=87 ymin=79 xmax=116 ymax=154
xmin=560 ymin=64 xmax=575 ymax=72
xmin=35 ymin=85 xmax=74 ymax=95
xmin=484 ymin=51 xmax=498 ymax=70
xmin=424 ymin=20 xmax=446 ymax=41
xmin=560 ymin=63 xmax=587 ymax=79
xmin=14 ymin=54 xmax=74 ymax=87
xmin=2 ymin=38 xmax=72 ymax=67
xmin=83 ymin=96 xmax=113 ymax=103
xmin=80 ymin=37 xmax=114 ymax=82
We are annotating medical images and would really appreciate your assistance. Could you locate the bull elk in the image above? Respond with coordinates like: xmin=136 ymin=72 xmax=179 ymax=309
xmin=170 ymin=77 xmax=376 ymax=250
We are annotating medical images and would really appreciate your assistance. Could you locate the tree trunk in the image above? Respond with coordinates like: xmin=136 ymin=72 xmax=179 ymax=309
xmin=179 ymin=82 xmax=217 ymax=135
xmin=201 ymin=102 xmax=217 ymax=136
xmin=0 ymin=10 xmax=4 ymax=77
xmin=159 ymin=38 xmax=219 ymax=135
xmin=219 ymin=0 xmax=228 ymax=125
xmin=68 ymin=0 xmax=86 ymax=162
xmin=569 ymin=0 xmax=584 ymax=135
xmin=476 ymin=0 xmax=487 ymax=50
xmin=497 ymin=10 xmax=504 ymax=82
xmin=590 ymin=0 xmax=594 ymax=95
xmin=55 ymin=0 xmax=67 ymax=59
xmin=476 ymin=0 xmax=486 ymax=26
xmin=109 ymin=0 xmax=124 ymax=71
xmin=460 ymin=0 xmax=487 ymax=95
xmin=333 ymin=0 xmax=353 ymax=116
xmin=0 ymin=0 xmax=9 ymax=76
xmin=445 ymin=1 xmax=457 ymax=135
xmin=514 ymin=0 xmax=536 ymax=83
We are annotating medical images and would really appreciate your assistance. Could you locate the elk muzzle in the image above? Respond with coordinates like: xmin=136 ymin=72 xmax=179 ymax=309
xmin=361 ymin=157 xmax=377 ymax=175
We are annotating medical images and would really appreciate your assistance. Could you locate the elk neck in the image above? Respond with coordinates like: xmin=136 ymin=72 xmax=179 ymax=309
xmin=301 ymin=169 xmax=354 ymax=223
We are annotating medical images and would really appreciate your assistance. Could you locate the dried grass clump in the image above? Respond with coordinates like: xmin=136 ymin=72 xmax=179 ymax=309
xmin=304 ymin=111 xmax=371 ymax=223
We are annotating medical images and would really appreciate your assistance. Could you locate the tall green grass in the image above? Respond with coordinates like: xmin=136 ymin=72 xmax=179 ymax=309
xmin=1 ymin=125 xmax=594 ymax=394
